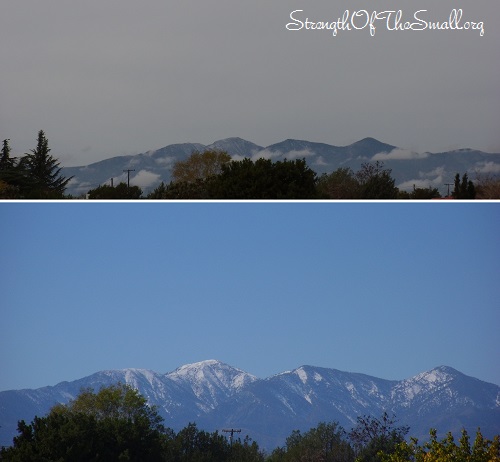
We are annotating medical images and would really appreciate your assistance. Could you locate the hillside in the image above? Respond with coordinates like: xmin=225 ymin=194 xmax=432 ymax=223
xmin=1 ymin=360 xmax=498 ymax=450
xmin=61 ymin=138 xmax=500 ymax=197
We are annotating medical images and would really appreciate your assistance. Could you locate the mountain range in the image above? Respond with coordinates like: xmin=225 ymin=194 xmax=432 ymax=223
xmin=1 ymin=360 xmax=498 ymax=451
xmin=61 ymin=137 xmax=500 ymax=197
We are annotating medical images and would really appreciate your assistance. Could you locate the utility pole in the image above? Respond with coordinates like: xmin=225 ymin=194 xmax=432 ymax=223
xmin=123 ymin=169 xmax=135 ymax=189
xmin=444 ymin=183 xmax=453 ymax=197
xmin=222 ymin=428 xmax=241 ymax=448
xmin=110 ymin=177 xmax=114 ymax=187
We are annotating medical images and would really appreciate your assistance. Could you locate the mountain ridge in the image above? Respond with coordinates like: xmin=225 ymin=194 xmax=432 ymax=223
xmin=1 ymin=360 xmax=498 ymax=450
xmin=61 ymin=137 xmax=500 ymax=197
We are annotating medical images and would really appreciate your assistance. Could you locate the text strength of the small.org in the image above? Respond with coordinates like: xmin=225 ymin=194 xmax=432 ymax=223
xmin=286 ymin=9 xmax=485 ymax=37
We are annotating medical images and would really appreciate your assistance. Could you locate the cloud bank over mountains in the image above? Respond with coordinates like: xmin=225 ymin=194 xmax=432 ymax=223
xmin=372 ymin=149 xmax=429 ymax=161
xmin=62 ymin=137 xmax=500 ymax=197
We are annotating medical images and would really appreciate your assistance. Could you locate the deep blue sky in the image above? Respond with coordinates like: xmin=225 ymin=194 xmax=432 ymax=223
xmin=1 ymin=202 xmax=499 ymax=391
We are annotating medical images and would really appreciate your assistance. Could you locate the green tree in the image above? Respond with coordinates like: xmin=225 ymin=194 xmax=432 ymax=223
xmin=209 ymin=157 xmax=318 ymax=199
xmin=452 ymin=172 xmax=476 ymax=199
xmin=0 ymin=384 xmax=167 ymax=462
xmin=0 ymin=139 xmax=24 ymax=198
xmin=380 ymin=428 xmax=500 ymax=462
xmin=355 ymin=162 xmax=399 ymax=199
xmin=317 ymin=162 xmax=398 ymax=199
xmin=17 ymin=130 xmax=72 ymax=198
xmin=270 ymin=422 xmax=354 ymax=462
xmin=147 ymin=179 xmax=211 ymax=199
xmin=348 ymin=412 xmax=409 ymax=462
xmin=230 ymin=435 xmax=265 ymax=462
xmin=0 ymin=139 xmax=16 ymax=170
xmin=171 ymin=423 xmax=226 ymax=462
xmin=317 ymin=167 xmax=361 ymax=199
xmin=400 ymin=185 xmax=441 ymax=200
xmin=173 ymin=149 xmax=232 ymax=183
xmin=87 ymin=182 xmax=143 ymax=199
xmin=167 ymin=422 xmax=266 ymax=462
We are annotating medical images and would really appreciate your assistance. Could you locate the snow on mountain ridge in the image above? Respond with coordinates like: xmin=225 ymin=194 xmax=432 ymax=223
xmin=165 ymin=360 xmax=258 ymax=410
xmin=167 ymin=360 xmax=257 ymax=388
xmin=295 ymin=367 xmax=308 ymax=384
xmin=1 ymin=362 xmax=499 ymax=452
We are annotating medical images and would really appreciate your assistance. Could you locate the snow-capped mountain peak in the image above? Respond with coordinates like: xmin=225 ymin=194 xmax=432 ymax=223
xmin=0 ymin=362 xmax=498 ymax=452
xmin=167 ymin=359 xmax=257 ymax=387
xmin=166 ymin=360 xmax=258 ymax=411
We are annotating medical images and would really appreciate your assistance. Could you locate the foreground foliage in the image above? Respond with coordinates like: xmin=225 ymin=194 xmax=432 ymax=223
xmin=0 ymin=132 xmax=72 ymax=199
xmin=1 ymin=134 xmax=493 ymax=199
xmin=452 ymin=173 xmax=476 ymax=199
xmin=1 ymin=385 xmax=498 ymax=462
xmin=349 ymin=413 xmax=410 ymax=462
xmin=172 ymin=149 xmax=232 ymax=184
xmin=0 ymin=385 xmax=264 ymax=462
xmin=380 ymin=428 xmax=500 ymax=462
xmin=0 ymin=384 xmax=166 ymax=461
xmin=268 ymin=422 xmax=354 ymax=462
xmin=87 ymin=182 xmax=143 ymax=199
xmin=317 ymin=162 xmax=400 ymax=199
xmin=148 ymin=156 xmax=319 ymax=199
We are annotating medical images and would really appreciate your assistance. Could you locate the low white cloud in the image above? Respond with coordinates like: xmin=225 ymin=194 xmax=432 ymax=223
xmin=250 ymin=149 xmax=282 ymax=161
xmin=419 ymin=166 xmax=446 ymax=178
xmin=473 ymin=161 xmax=500 ymax=174
xmin=66 ymin=180 xmax=95 ymax=197
xmin=313 ymin=156 xmax=328 ymax=166
xmin=132 ymin=170 xmax=161 ymax=188
xmin=397 ymin=166 xmax=445 ymax=191
xmin=127 ymin=157 xmax=142 ymax=167
xmin=397 ymin=178 xmax=440 ymax=191
xmin=155 ymin=156 xmax=175 ymax=167
xmin=372 ymin=149 xmax=429 ymax=161
xmin=231 ymin=154 xmax=246 ymax=161
xmin=79 ymin=166 xmax=96 ymax=173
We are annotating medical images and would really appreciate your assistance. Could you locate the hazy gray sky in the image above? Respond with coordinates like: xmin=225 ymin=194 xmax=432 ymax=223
xmin=1 ymin=0 xmax=499 ymax=167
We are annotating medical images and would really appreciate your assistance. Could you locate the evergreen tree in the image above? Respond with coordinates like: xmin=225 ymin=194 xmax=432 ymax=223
xmin=0 ymin=139 xmax=22 ymax=198
xmin=452 ymin=173 xmax=476 ymax=199
xmin=0 ymin=139 xmax=16 ymax=170
xmin=19 ymin=130 xmax=72 ymax=198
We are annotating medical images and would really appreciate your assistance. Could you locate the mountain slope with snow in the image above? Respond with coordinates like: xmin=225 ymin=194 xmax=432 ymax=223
xmin=0 ymin=361 xmax=498 ymax=450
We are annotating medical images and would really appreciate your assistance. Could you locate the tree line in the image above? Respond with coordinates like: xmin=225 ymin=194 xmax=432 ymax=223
xmin=1 ymin=384 xmax=498 ymax=462
xmin=110 ymin=150 xmax=482 ymax=200
xmin=3 ymin=133 xmax=498 ymax=199
xmin=0 ymin=132 xmax=72 ymax=199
